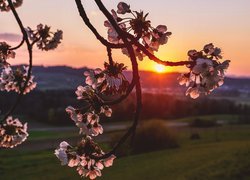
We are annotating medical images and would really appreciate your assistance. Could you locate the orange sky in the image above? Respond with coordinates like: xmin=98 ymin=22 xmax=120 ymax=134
xmin=0 ymin=0 xmax=249 ymax=76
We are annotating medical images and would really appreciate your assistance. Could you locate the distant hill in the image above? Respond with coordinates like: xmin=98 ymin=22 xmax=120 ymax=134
xmin=27 ymin=66 xmax=250 ymax=94
xmin=32 ymin=66 xmax=88 ymax=90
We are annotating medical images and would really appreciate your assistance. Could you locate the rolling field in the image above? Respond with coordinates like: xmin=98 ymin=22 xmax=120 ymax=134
xmin=1 ymin=116 xmax=250 ymax=180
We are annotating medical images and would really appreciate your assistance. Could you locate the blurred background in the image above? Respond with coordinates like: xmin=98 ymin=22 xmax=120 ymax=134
xmin=0 ymin=66 xmax=250 ymax=179
xmin=0 ymin=0 xmax=250 ymax=179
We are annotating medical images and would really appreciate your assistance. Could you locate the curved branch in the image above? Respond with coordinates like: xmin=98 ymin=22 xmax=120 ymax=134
xmin=74 ymin=0 xmax=124 ymax=49
xmin=87 ymin=0 xmax=142 ymax=160
xmin=1 ymin=0 xmax=33 ymax=122
xmin=102 ymin=79 xmax=135 ymax=106
xmin=134 ymin=41 xmax=192 ymax=66
xmin=9 ymin=37 xmax=25 ymax=50
xmin=92 ymin=60 xmax=141 ymax=160
xmin=92 ymin=82 xmax=141 ymax=160
xmin=100 ymin=47 xmax=136 ymax=105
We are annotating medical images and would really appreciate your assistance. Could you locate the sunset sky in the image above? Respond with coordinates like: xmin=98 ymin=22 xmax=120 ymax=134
xmin=0 ymin=0 xmax=249 ymax=76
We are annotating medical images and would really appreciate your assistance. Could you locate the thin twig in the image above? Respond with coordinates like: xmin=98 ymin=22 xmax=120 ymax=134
xmin=102 ymin=79 xmax=135 ymax=106
xmin=9 ymin=37 xmax=25 ymax=50
xmin=106 ymin=47 xmax=114 ymax=67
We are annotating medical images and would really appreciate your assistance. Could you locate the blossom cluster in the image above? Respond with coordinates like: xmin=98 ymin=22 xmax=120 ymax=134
xmin=0 ymin=116 xmax=28 ymax=148
xmin=178 ymin=43 xmax=230 ymax=99
xmin=66 ymin=105 xmax=111 ymax=136
xmin=55 ymin=62 xmax=129 ymax=178
xmin=26 ymin=24 xmax=63 ymax=51
xmin=65 ymin=63 xmax=128 ymax=136
xmin=55 ymin=137 xmax=116 ymax=179
xmin=0 ymin=42 xmax=15 ymax=68
xmin=85 ymin=62 xmax=129 ymax=95
xmin=0 ymin=66 xmax=36 ymax=94
xmin=0 ymin=0 xmax=23 ymax=12
xmin=104 ymin=2 xmax=172 ymax=60
xmin=1 ymin=12 xmax=62 ymax=149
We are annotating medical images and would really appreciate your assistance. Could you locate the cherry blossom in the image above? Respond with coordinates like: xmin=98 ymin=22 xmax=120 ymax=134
xmin=75 ymin=85 xmax=95 ymax=100
xmin=117 ymin=2 xmax=131 ymax=14
xmin=0 ymin=66 xmax=36 ymax=94
xmin=178 ymin=43 xmax=230 ymax=99
xmin=93 ymin=61 xmax=129 ymax=95
xmin=26 ymin=24 xmax=63 ymax=51
xmin=54 ymin=141 xmax=70 ymax=165
xmin=0 ymin=0 xmax=23 ymax=12
xmin=0 ymin=42 xmax=15 ymax=67
xmin=66 ymin=105 xmax=111 ymax=136
xmin=104 ymin=10 xmax=126 ymax=44
xmin=104 ymin=3 xmax=172 ymax=60
xmin=55 ymin=137 xmax=116 ymax=179
xmin=84 ymin=69 xmax=105 ymax=90
xmin=100 ymin=106 xmax=112 ymax=117
xmin=0 ymin=116 xmax=28 ymax=148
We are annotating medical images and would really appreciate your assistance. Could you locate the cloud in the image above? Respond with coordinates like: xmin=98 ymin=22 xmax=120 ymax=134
xmin=0 ymin=33 xmax=22 ymax=42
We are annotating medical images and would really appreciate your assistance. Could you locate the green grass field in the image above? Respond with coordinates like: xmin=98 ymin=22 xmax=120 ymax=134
xmin=1 ymin=118 xmax=250 ymax=180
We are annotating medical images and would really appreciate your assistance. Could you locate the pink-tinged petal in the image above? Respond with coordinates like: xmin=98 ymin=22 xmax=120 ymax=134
xmin=103 ymin=155 xmax=116 ymax=167
xmin=96 ymin=161 xmax=104 ymax=170
xmin=68 ymin=157 xmax=79 ymax=167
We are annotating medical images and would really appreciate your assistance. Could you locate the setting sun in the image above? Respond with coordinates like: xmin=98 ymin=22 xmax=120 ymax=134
xmin=154 ymin=64 xmax=166 ymax=73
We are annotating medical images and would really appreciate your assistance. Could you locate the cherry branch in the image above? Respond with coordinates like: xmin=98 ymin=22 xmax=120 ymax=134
xmin=83 ymin=0 xmax=142 ymax=160
xmin=133 ymin=41 xmax=193 ymax=66
xmin=102 ymin=79 xmax=135 ymax=106
xmin=90 ymin=46 xmax=141 ymax=160
xmin=94 ymin=0 xmax=192 ymax=67
xmin=1 ymin=0 xmax=33 ymax=122
xmin=75 ymin=0 xmax=125 ymax=49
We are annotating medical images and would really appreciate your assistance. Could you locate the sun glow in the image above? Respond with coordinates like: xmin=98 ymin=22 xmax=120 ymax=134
xmin=154 ymin=64 xmax=167 ymax=73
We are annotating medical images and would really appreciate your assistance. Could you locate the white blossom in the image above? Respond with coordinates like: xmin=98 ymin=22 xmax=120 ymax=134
xmin=0 ymin=42 xmax=15 ymax=67
xmin=101 ymin=106 xmax=112 ymax=117
xmin=66 ymin=107 xmax=105 ymax=136
xmin=0 ymin=66 xmax=36 ymax=94
xmin=75 ymin=85 xmax=95 ymax=100
xmin=84 ymin=69 xmax=105 ymax=89
xmin=54 ymin=148 xmax=68 ymax=165
xmin=103 ymin=155 xmax=116 ymax=167
xmin=0 ymin=116 xmax=28 ymax=148
xmin=55 ymin=137 xmax=116 ymax=179
xmin=179 ymin=44 xmax=230 ymax=99
xmin=86 ymin=112 xmax=100 ymax=125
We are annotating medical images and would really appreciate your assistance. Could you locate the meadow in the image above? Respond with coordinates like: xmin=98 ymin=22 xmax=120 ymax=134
xmin=1 ymin=115 xmax=250 ymax=180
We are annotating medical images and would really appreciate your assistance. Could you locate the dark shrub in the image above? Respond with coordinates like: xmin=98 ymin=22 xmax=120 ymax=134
xmin=132 ymin=120 xmax=179 ymax=154
xmin=190 ymin=133 xmax=201 ymax=140
xmin=190 ymin=118 xmax=218 ymax=128
xmin=238 ymin=115 xmax=250 ymax=124
xmin=109 ymin=132 xmax=132 ymax=157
